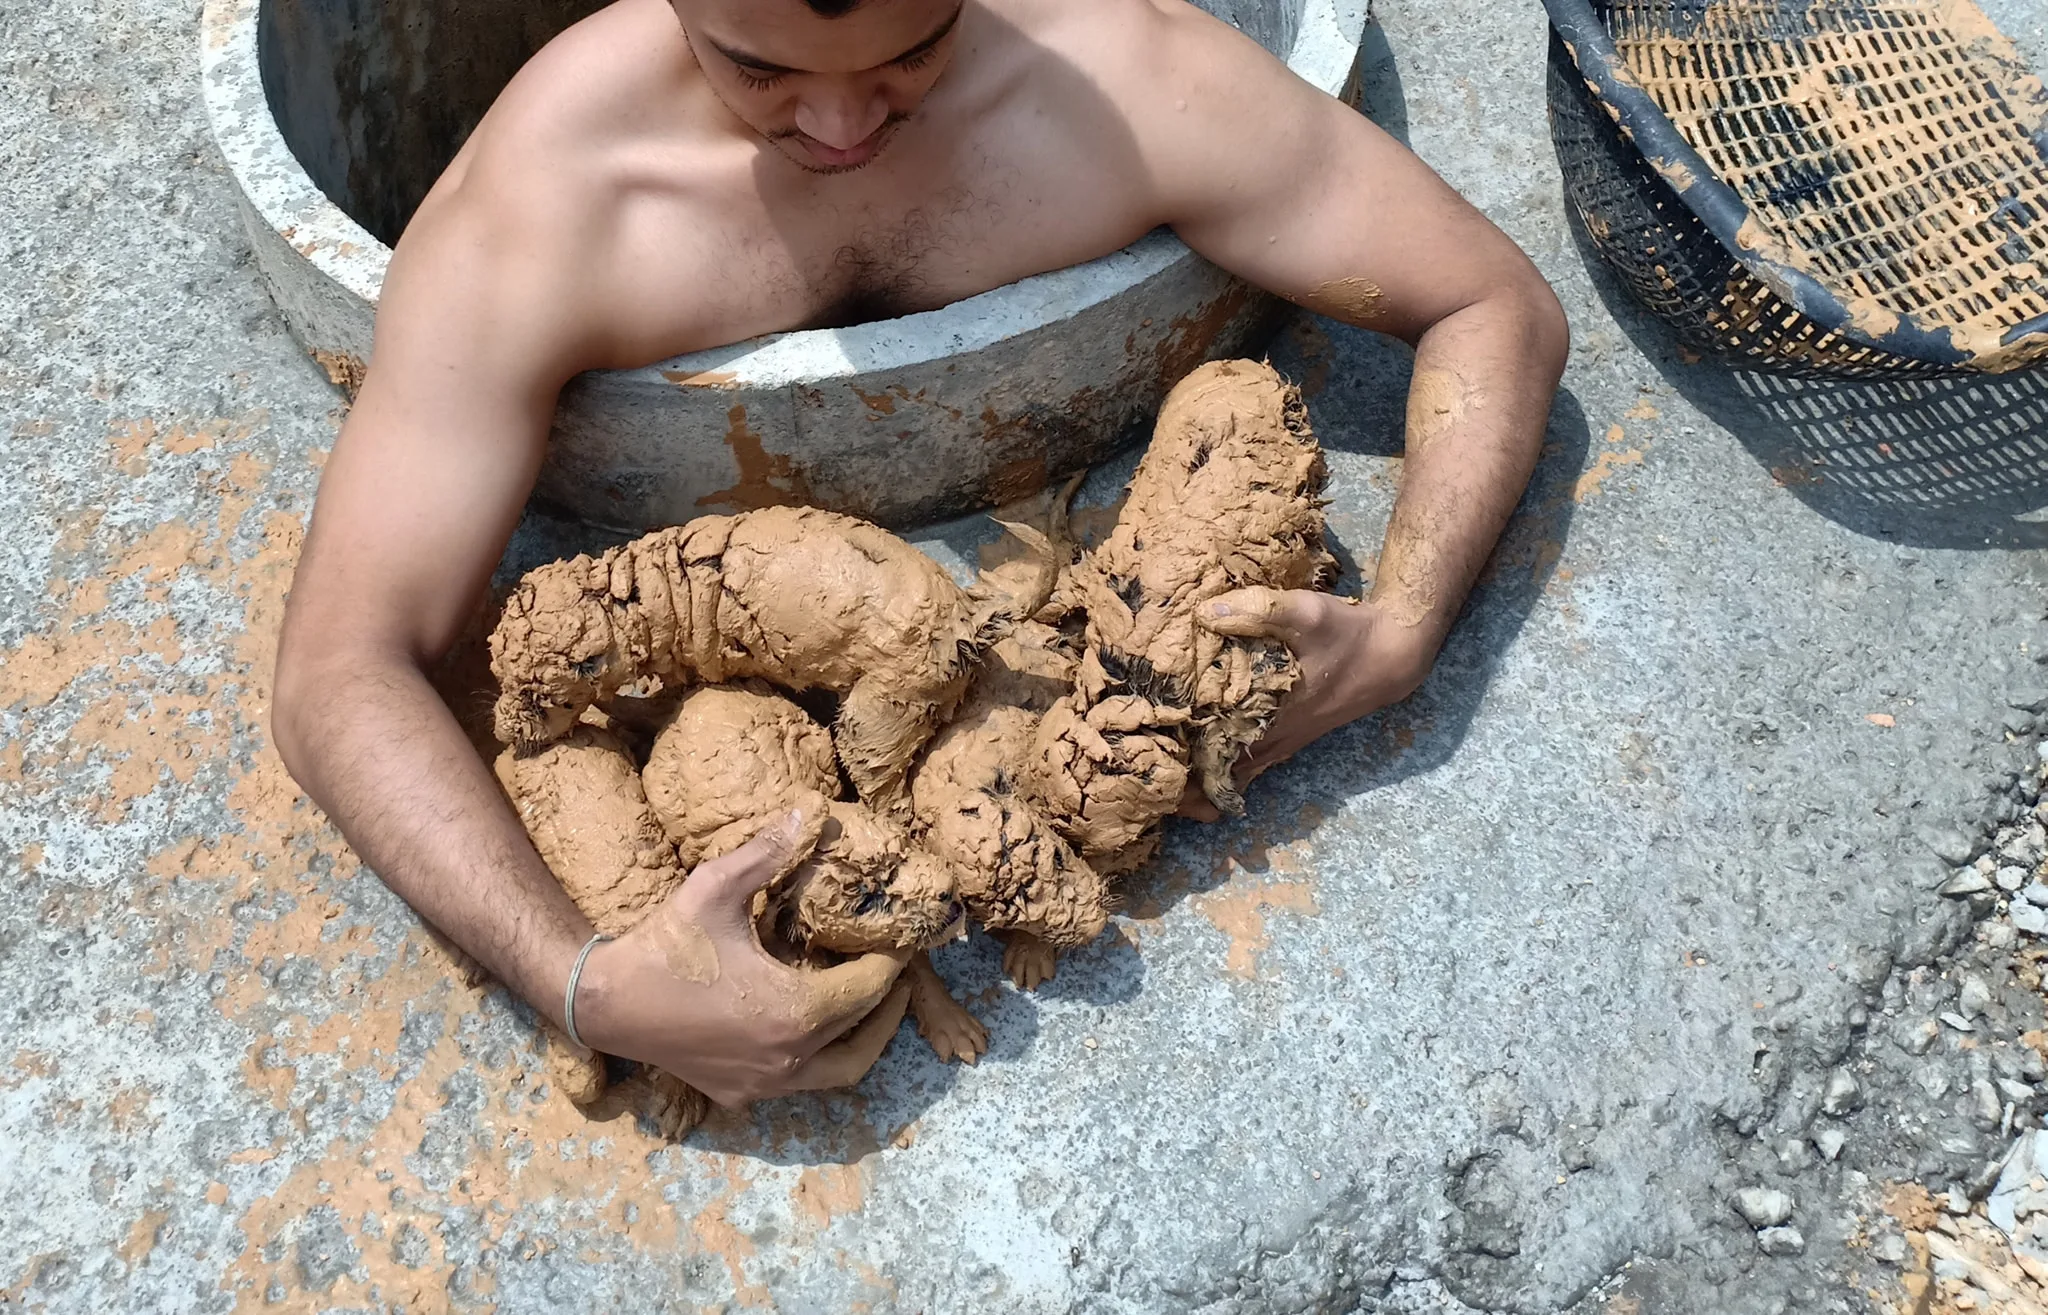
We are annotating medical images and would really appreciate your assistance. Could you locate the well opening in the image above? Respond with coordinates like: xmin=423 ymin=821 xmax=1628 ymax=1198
xmin=210 ymin=0 xmax=1356 ymax=527
xmin=258 ymin=0 xmax=606 ymax=246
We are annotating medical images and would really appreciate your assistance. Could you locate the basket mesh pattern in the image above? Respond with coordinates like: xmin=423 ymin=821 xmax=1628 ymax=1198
xmin=1603 ymin=0 xmax=2048 ymax=369
xmin=1548 ymin=31 xmax=1942 ymax=375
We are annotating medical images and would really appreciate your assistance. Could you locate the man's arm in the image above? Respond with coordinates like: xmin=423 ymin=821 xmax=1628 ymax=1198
xmin=273 ymin=173 xmax=585 ymax=1008
xmin=1128 ymin=3 xmax=1569 ymax=797
xmin=272 ymin=165 xmax=907 ymax=1105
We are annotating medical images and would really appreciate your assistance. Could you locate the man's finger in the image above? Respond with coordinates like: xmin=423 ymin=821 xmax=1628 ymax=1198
xmin=685 ymin=804 xmax=826 ymax=923
xmin=784 ymin=982 xmax=913 ymax=1092
xmin=793 ymin=948 xmax=913 ymax=1038
xmin=1197 ymin=587 xmax=1316 ymax=643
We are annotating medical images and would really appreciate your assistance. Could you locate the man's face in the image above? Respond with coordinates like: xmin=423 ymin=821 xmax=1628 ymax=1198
xmin=672 ymin=0 xmax=966 ymax=173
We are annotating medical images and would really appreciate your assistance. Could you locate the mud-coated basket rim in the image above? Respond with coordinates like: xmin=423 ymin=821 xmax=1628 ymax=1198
xmin=1542 ymin=0 xmax=2048 ymax=372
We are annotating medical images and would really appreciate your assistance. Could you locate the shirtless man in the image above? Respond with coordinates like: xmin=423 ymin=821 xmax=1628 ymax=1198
xmin=271 ymin=0 xmax=1568 ymax=1110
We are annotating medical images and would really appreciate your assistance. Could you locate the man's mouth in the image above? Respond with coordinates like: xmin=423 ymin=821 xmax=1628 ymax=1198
xmin=797 ymin=133 xmax=880 ymax=169
xmin=787 ymin=120 xmax=897 ymax=170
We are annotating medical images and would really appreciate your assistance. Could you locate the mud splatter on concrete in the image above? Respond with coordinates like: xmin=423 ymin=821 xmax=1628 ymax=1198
xmin=9 ymin=0 xmax=2048 ymax=1309
xmin=1194 ymin=861 xmax=1322 ymax=979
xmin=696 ymin=404 xmax=814 ymax=511
xmin=1572 ymin=445 xmax=1647 ymax=502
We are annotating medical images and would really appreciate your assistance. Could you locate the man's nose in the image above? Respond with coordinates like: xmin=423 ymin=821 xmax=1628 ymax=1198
xmin=793 ymin=84 xmax=888 ymax=149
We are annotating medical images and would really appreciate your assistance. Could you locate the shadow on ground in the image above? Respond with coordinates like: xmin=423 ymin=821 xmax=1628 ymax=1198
xmin=1356 ymin=16 xmax=1412 ymax=149
xmin=1128 ymin=329 xmax=1598 ymax=917
xmin=1565 ymin=210 xmax=2048 ymax=551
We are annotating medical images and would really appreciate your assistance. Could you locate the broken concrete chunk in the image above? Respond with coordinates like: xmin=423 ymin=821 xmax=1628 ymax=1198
xmin=1820 ymin=1068 xmax=1862 ymax=1116
xmin=1959 ymin=974 xmax=1993 ymax=1018
xmin=1921 ymin=827 xmax=1978 ymax=866
xmin=1812 ymin=1127 xmax=1846 ymax=1162
xmin=1755 ymin=1225 xmax=1805 ymax=1257
xmin=2016 ymin=1216 xmax=2048 ymax=1266
xmin=1733 ymin=1186 xmax=1794 ymax=1228
xmin=1999 ymin=824 xmax=2047 ymax=868
xmin=1939 ymin=868 xmax=1992 ymax=897
xmin=1971 ymin=1078 xmax=2005 ymax=1130
xmin=1941 ymin=1132 xmax=1988 ymax=1158
xmin=1899 ymin=1017 xmax=1941 ymax=1055
xmin=1966 ymin=1156 xmax=2011 ymax=1202
xmin=1986 ymin=1130 xmax=2048 ymax=1235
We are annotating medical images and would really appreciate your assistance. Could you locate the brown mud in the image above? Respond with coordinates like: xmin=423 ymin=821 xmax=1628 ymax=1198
xmin=492 ymin=727 xmax=685 ymax=936
xmin=1060 ymin=358 xmax=1333 ymax=816
xmin=487 ymin=505 xmax=1012 ymax=809
xmin=488 ymin=358 xmax=1334 ymax=1091
xmin=1305 ymin=275 xmax=1387 ymax=323
xmin=642 ymin=681 xmax=838 ymax=867
xmin=911 ymin=702 xmax=1110 ymax=950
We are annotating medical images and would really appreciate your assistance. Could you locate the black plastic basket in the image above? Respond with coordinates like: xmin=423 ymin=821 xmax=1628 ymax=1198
xmin=1544 ymin=0 xmax=2048 ymax=377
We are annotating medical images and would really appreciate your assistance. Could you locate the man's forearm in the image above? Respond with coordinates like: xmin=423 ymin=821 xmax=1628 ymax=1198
xmin=273 ymin=652 xmax=593 ymax=1024
xmin=1373 ymin=285 xmax=1567 ymax=652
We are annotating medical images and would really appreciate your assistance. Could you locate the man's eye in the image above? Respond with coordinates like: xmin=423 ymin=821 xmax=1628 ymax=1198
xmin=896 ymin=47 xmax=939 ymax=72
xmin=734 ymin=66 xmax=785 ymax=90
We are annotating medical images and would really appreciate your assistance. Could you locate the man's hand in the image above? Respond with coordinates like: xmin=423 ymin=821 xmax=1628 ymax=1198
xmin=1177 ymin=586 xmax=1436 ymax=822
xmin=574 ymin=812 xmax=913 ymax=1108
xmin=1124 ymin=0 xmax=1566 ymax=824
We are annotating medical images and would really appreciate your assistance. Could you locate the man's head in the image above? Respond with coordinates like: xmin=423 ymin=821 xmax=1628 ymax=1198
xmin=672 ymin=0 xmax=966 ymax=172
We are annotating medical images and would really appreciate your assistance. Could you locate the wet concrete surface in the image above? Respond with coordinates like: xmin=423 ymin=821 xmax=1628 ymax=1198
xmin=4 ymin=0 xmax=2048 ymax=1311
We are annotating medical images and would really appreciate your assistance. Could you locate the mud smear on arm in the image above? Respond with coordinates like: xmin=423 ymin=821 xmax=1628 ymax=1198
xmin=1376 ymin=316 xmax=1551 ymax=640
xmin=1300 ymin=276 xmax=1387 ymax=325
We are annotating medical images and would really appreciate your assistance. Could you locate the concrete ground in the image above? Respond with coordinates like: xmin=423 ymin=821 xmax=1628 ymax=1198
xmin=4 ymin=0 xmax=2048 ymax=1311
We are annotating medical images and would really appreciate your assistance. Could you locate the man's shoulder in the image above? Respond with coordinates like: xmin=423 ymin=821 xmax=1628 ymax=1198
xmin=458 ymin=0 xmax=700 ymax=198
xmin=1004 ymin=0 xmax=1329 ymax=218
xmin=386 ymin=0 xmax=739 ymax=363
xmin=994 ymin=0 xmax=1292 ymax=147
xmin=993 ymin=0 xmax=1179 ymax=83
xmin=1003 ymin=0 xmax=1241 ymax=78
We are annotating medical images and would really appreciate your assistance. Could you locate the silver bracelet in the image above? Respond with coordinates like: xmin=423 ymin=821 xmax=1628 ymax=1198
xmin=563 ymin=933 xmax=613 ymax=1050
